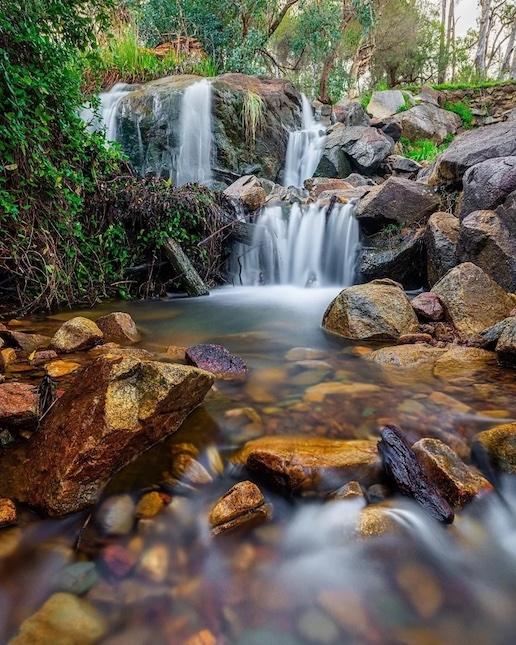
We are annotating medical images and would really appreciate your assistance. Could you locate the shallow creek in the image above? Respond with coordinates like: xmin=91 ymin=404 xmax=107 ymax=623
xmin=2 ymin=286 xmax=516 ymax=644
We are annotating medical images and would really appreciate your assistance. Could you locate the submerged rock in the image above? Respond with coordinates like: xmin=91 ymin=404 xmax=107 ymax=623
xmin=51 ymin=316 xmax=103 ymax=353
xmin=94 ymin=494 xmax=136 ymax=536
xmin=0 ymin=356 xmax=213 ymax=515
xmin=473 ymin=423 xmax=516 ymax=474
xmin=413 ymin=438 xmax=491 ymax=508
xmin=0 ymin=382 xmax=38 ymax=429
xmin=432 ymin=262 xmax=514 ymax=335
xmin=357 ymin=503 xmax=398 ymax=537
xmin=426 ymin=211 xmax=459 ymax=286
xmin=185 ymin=343 xmax=247 ymax=380
xmin=368 ymin=344 xmax=445 ymax=373
xmin=0 ymin=329 xmax=50 ymax=352
xmin=209 ymin=481 xmax=270 ymax=536
xmin=322 ymin=278 xmax=418 ymax=341
xmin=95 ymin=312 xmax=140 ymax=344
xmin=233 ymin=435 xmax=380 ymax=493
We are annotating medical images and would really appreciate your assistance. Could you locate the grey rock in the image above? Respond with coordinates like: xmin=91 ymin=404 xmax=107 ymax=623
xmin=367 ymin=90 xmax=406 ymax=118
xmin=426 ymin=211 xmax=459 ymax=286
xmin=460 ymin=157 xmax=516 ymax=219
xmin=395 ymin=103 xmax=461 ymax=144
xmin=332 ymin=100 xmax=370 ymax=126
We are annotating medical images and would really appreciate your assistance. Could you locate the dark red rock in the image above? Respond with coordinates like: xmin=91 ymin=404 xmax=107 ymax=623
xmin=100 ymin=544 xmax=137 ymax=577
xmin=411 ymin=292 xmax=445 ymax=321
xmin=185 ymin=344 xmax=248 ymax=380
xmin=398 ymin=333 xmax=434 ymax=345
xmin=0 ymin=382 xmax=38 ymax=429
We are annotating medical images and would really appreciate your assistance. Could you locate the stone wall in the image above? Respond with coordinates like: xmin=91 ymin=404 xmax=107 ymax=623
xmin=440 ymin=84 xmax=516 ymax=125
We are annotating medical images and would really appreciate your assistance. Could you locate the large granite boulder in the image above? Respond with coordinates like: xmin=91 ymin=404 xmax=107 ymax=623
xmin=426 ymin=211 xmax=459 ymax=286
xmin=395 ymin=103 xmax=461 ymax=144
xmin=359 ymin=227 xmax=426 ymax=289
xmin=432 ymin=262 xmax=515 ymax=335
xmin=322 ymin=278 xmax=418 ymax=340
xmin=332 ymin=101 xmax=370 ymax=126
xmin=430 ymin=121 xmax=516 ymax=185
xmin=367 ymin=90 xmax=406 ymax=119
xmin=457 ymin=209 xmax=516 ymax=292
xmin=460 ymin=157 xmax=516 ymax=219
xmin=0 ymin=356 xmax=213 ymax=515
xmin=315 ymin=124 xmax=394 ymax=177
xmin=356 ymin=176 xmax=440 ymax=227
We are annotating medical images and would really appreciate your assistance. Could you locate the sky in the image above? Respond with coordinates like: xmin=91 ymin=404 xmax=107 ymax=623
xmin=455 ymin=0 xmax=480 ymax=36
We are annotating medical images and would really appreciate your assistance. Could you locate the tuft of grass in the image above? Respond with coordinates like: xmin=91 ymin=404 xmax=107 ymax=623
xmin=242 ymin=91 xmax=265 ymax=145
xmin=443 ymin=100 xmax=474 ymax=127
xmin=191 ymin=56 xmax=219 ymax=77
xmin=400 ymin=134 xmax=454 ymax=162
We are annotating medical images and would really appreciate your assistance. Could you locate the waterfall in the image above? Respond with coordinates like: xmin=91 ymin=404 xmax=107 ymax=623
xmin=283 ymin=95 xmax=326 ymax=188
xmin=233 ymin=201 xmax=359 ymax=288
xmin=81 ymin=83 xmax=134 ymax=141
xmin=176 ymin=79 xmax=213 ymax=187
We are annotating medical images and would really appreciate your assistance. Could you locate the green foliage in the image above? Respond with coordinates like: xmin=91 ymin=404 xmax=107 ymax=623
xmin=400 ymin=134 xmax=454 ymax=162
xmin=242 ymin=91 xmax=265 ymax=145
xmin=443 ymin=100 xmax=474 ymax=127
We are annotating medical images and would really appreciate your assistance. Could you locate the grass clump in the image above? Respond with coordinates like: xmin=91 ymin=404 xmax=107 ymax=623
xmin=443 ymin=100 xmax=474 ymax=127
xmin=242 ymin=91 xmax=265 ymax=145
xmin=400 ymin=134 xmax=454 ymax=162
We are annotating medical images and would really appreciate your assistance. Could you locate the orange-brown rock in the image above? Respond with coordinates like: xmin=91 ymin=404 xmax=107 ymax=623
xmin=51 ymin=317 xmax=103 ymax=353
xmin=0 ymin=356 xmax=213 ymax=516
xmin=0 ymin=382 xmax=38 ymax=429
xmin=0 ymin=498 xmax=17 ymax=528
xmin=95 ymin=312 xmax=140 ymax=344
xmin=209 ymin=480 xmax=270 ymax=536
xmin=472 ymin=422 xmax=516 ymax=474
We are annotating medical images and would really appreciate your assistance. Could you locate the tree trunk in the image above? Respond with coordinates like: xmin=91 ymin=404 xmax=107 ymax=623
xmin=162 ymin=239 xmax=209 ymax=297
xmin=511 ymin=45 xmax=516 ymax=78
xmin=317 ymin=0 xmax=354 ymax=103
xmin=475 ymin=0 xmax=492 ymax=77
xmin=500 ymin=20 xmax=516 ymax=78
xmin=438 ymin=0 xmax=448 ymax=83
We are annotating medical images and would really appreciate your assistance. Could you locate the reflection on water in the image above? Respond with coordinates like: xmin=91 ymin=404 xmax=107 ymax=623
xmin=1 ymin=286 xmax=516 ymax=644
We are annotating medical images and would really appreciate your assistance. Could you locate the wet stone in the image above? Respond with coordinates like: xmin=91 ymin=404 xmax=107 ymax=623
xmin=209 ymin=480 xmax=271 ymax=536
xmin=185 ymin=343 xmax=248 ymax=380
xmin=473 ymin=423 xmax=516 ymax=474
xmin=95 ymin=312 xmax=140 ymax=344
xmin=357 ymin=504 xmax=398 ymax=537
xmin=0 ymin=497 xmax=17 ymax=528
xmin=50 ymin=316 xmax=104 ymax=353
xmin=52 ymin=561 xmax=99 ymax=595
xmin=0 ymin=382 xmax=38 ymax=429
xmin=95 ymin=494 xmax=136 ymax=536
xmin=101 ymin=544 xmax=138 ymax=577
xmin=135 ymin=491 xmax=167 ymax=519
xmin=285 ymin=347 xmax=328 ymax=361
xmin=327 ymin=480 xmax=365 ymax=502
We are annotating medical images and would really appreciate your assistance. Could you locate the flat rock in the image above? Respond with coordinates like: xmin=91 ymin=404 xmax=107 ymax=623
xmin=51 ymin=316 xmax=103 ymax=353
xmin=233 ymin=435 xmax=380 ymax=493
xmin=411 ymin=292 xmax=445 ymax=321
xmin=473 ymin=423 xmax=516 ymax=474
xmin=303 ymin=381 xmax=380 ymax=402
xmin=209 ymin=480 xmax=270 ymax=535
xmin=413 ymin=438 xmax=492 ymax=508
xmin=95 ymin=312 xmax=140 ymax=344
xmin=426 ymin=211 xmax=459 ymax=286
xmin=432 ymin=262 xmax=514 ymax=334
xmin=0 ymin=357 xmax=213 ymax=515
xmin=0 ymin=382 xmax=38 ymax=429
xmin=323 ymin=278 xmax=418 ymax=341
xmin=432 ymin=346 xmax=495 ymax=378
xmin=185 ymin=343 xmax=247 ymax=380
xmin=0 ymin=330 xmax=50 ymax=352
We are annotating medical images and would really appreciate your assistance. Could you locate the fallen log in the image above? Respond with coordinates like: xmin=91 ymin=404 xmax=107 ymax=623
xmin=378 ymin=424 xmax=454 ymax=524
xmin=162 ymin=238 xmax=209 ymax=297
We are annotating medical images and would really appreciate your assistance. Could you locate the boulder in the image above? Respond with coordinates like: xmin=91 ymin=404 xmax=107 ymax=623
xmin=430 ymin=121 xmax=516 ymax=185
xmin=185 ymin=343 xmax=247 ymax=380
xmin=460 ymin=157 xmax=516 ymax=219
xmin=368 ymin=345 xmax=446 ymax=373
xmin=0 ymin=330 xmax=50 ymax=352
xmin=315 ymin=124 xmax=394 ymax=177
xmin=232 ymin=436 xmax=380 ymax=493
xmin=496 ymin=316 xmax=516 ymax=367
xmin=473 ymin=423 xmax=516 ymax=474
xmin=417 ymin=86 xmax=443 ymax=107
xmin=412 ymin=438 xmax=491 ymax=508
xmin=356 ymin=177 xmax=440 ymax=227
xmin=411 ymin=292 xmax=445 ymax=321
xmin=51 ymin=317 xmax=103 ymax=353
xmin=426 ymin=211 xmax=459 ymax=286
xmin=95 ymin=312 xmax=140 ymax=344
xmin=359 ymin=227 xmax=426 ymax=289
xmin=479 ymin=316 xmax=515 ymax=348
xmin=457 ymin=209 xmax=516 ymax=292
xmin=323 ymin=279 xmax=418 ymax=340
xmin=0 ymin=356 xmax=213 ymax=515
xmin=223 ymin=175 xmax=268 ymax=212
xmin=432 ymin=262 xmax=514 ymax=335
xmin=387 ymin=155 xmax=422 ymax=177
xmin=0 ymin=382 xmax=38 ymax=429
xmin=395 ymin=103 xmax=461 ymax=144
xmin=0 ymin=498 xmax=17 ymax=528
xmin=432 ymin=346 xmax=495 ymax=379
xmin=367 ymin=90 xmax=406 ymax=119
xmin=209 ymin=481 xmax=271 ymax=535
xmin=305 ymin=177 xmax=354 ymax=200
xmin=332 ymin=101 xmax=370 ymax=126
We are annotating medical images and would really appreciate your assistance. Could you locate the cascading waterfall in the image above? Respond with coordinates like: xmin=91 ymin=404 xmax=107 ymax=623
xmin=283 ymin=95 xmax=326 ymax=188
xmin=233 ymin=201 xmax=359 ymax=288
xmin=81 ymin=83 xmax=134 ymax=141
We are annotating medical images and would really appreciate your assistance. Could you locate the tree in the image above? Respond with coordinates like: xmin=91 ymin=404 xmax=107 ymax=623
xmin=475 ymin=0 xmax=493 ymax=76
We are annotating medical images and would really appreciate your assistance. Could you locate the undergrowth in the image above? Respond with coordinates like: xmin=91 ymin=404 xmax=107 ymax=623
xmin=400 ymin=134 xmax=454 ymax=162
xmin=443 ymin=100 xmax=474 ymax=127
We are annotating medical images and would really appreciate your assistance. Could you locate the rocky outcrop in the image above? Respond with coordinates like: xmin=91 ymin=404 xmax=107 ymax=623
xmin=430 ymin=121 xmax=516 ymax=185
xmin=315 ymin=124 xmax=394 ymax=177
xmin=232 ymin=435 xmax=380 ymax=493
xmin=432 ymin=262 xmax=515 ymax=335
xmin=0 ymin=356 xmax=213 ymax=515
xmin=95 ymin=312 xmax=140 ymax=344
xmin=395 ymin=103 xmax=461 ymax=144
xmin=209 ymin=481 xmax=271 ymax=535
xmin=359 ymin=227 xmax=426 ymax=289
xmin=223 ymin=175 xmax=268 ymax=211
xmin=426 ymin=211 xmax=459 ymax=286
xmin=460 ymin=157 xmax=516 ymax=218
xmin=322 ymin=278 xmax=418 ymax=340
xmin=51 ymin=317 xmax=103 ymax=353
xmin=356 ymin=177 xmax=440 ymax=227
xmin=457 ymin=209 xmax=516 ymax=292
xmin=473 ymin=423 xmax=516 ymax=474
xmin=367 ymin=90 xmax=406 ymax=119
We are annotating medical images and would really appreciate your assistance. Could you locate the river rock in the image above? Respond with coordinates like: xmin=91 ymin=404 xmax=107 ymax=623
xmin=473 ymin=423 xmax=516 ymax=473
xmin=460 ymin=157 xmax=516 ymax=219
xmin=316 ymin=124 xmax=394 ymax=177
xmin=357 ymin=504 xmax=398 ymax=537
xmin=367 ymin=90 xmax=405 ymax=118
xmin=412 ymin=438 xmax=491 ymax=508
xmin=322 ymin=278 xmax=418 ymax=341
xmin=426 ymin=211 xmax=459 ymax=286
xmin=100 ymin=544 xmax=137 ymax=577
xmin=496 ymin=316 xmax=516 ymax=367
xmin=432 ymin=346 xmax=495 ymax=379
xmin=10 ymin=592 xmax=107 ymax=645
xmin=395 ymin=103 xmax=461 ymax=144
xmin=430 ymin=121 xmax=516 ymax=185
xmin=0 ymin=356 xmax=213 ymax=515
xmin=411 ymin=292 xmax=445 ymax=321
xmin=233 ymin=436 xmax=380 ymax=493
xmin=94 ymin=494 xmax=136 ymax=536
xmin=51 ymin=316 xmax=103 ymax=353
xmin=356 ymin=177 xmax=440 ymax=227
xmin=95 ymin=312 xmax=140 ymax=344
xmin=0 ymin=329 xmax=50 ymax=352
xmin=0 ymin=498 xmax=17 ymax=528
xmin=0 ymin=382 xmax=38 ymax=429
xmin=368 ymin=344 xmax=446 ymax=373
xmin=209 ymin=481 xmax=270 ymax=536
xmin=327 ymin=480 xmax=365 ymax=503
xmin=457 ymin=209 xmax=516 ymax=292
xmin=432 ymin=262 xmax=514 ymax=335
xmin=480 ymin=317 xmax=515 ymax=348
xmin=224 ymin=175 xmax=268 ymax=211
xmin=185 ymin=343 xmax=247 ymax=380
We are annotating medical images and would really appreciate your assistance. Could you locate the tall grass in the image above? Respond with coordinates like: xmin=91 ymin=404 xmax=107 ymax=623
xmin=242 ymin=91 xmax=265 ymax=145
xmin=443 ymin=100 xmax=474 ymax=128
xmin=400 ymin=135 xmax=454 ymax=162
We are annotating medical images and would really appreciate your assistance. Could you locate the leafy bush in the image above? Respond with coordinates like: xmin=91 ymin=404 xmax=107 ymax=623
xmin=443 ymin=100 xmax=474 ymax=128
xmin=400 ymin=135 xmax=454 ymax=162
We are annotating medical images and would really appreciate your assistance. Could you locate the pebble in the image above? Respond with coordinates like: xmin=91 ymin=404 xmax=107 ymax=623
xmin=52 ymin=561 xmax=99 ymax=595
xmin=100 ymin=544 xmax=137 ymax=578
xmin=95 ymin=494 xmax=136 ymax=536
xmin=138 ymin=543 xmax=169 ymax=583
xmin=45 ymin=359 xmax=81 ymax=378
xmin=297 ymin=607 xmax=340 ymax=644
xmin=135 ymin=492 xmax=167 ymax=519
xmin=183 ymin=629 xmax=217 ymax=645
xmin=285 ymin=347 xmax=327 ymax=361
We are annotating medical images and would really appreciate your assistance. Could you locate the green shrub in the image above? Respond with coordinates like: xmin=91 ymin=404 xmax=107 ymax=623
xmin=400 ymin=135 xmax=454 ymax=162
xmin=443 ymin=100 xmax=474 ymax=127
